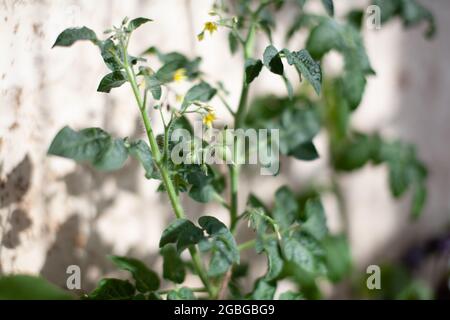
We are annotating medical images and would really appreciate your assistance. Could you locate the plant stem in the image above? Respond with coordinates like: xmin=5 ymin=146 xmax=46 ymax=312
xmin=237 ymin=239 xmax=256 ymax=251
xmin=122 ymin=48 xmax=213 ymax=297
xmin=229 ymin=163 xmax=239 ymax=233
xmin=229 ymin=22 xmax=257 ymax=234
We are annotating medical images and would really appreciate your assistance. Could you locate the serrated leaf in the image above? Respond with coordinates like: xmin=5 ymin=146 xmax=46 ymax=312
xmin=126 ymin=140 xmax=153 ymax=178
xmin=167 ymin=287 xmax=196 ymax=300
xmin=97 ymin=71 xmax=127 ymax=93
xmin=0 ymin=275 xmax=72 ymax=300
xmin=161 ymin=245 xmax=186 ymax=284
xmin=159 ymin=218 xmax=205 ymax=252
xmin=128 ymin=17 xmax=153 ymax=32
xmin=109 ymin=256 xmax=160 ymax=293
xmin=52 ymin=27 xmax=98 ymax=48
xmin=283 ymin=49 xmax=322 ymax=95
xmin=272 ymin=186 xmax=298 ymax=229
xmin=86 ymin=278 xmax=135 ymax=300
xmin=48 ymin=126 xmax=128 ymax=171
xmin=198 ymin=216 xmax=239 ymax=277
xmin=244 ymin=59 xmax=263 ymax=85
xmin=263 ymin=45 xmax=284 ymax=75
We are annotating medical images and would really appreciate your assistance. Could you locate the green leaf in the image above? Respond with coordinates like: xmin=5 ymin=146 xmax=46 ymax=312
xmin=302 ymin=199 xmax=328 ymax=240
xmin=167 ymin=287 xmax=196 ymax=300
xmin=400 ymin=0 xmax=436 ymax=38
xmin=186 ymin=166 xmax=224 ymax=203
xmin=347 ymin=10 xmax=365 ymax=30
xmin=321 ymin=0 xmax=334 ymax=16
xmin=322 ymin=235 xmax=352 ymax=282
xmin=86 ymin=278 xmax=135 ymax=300
xmin=272 ymin=186 xmax=298 ymax=229
xmin=100 ymin=39 xmax=122 ymax=71
xmin=412 ymin=184 xmax=426 ymax=219
xmin=128 ymin=17 xmax=153 ymax=32
xmin=286 ymin=13 xmax=323 ymax=42
xmin=377 ymin=140 xmax=428 ymax=217
xmin=145 ymin=75 xmax=162 ymax=100
xmin=282 ymin=236 xmax=316 ymax=274
xmin=93 ymin=138 xmax=129 ymax=171
xmin=126 ymin=140 xmax=154 ymax=179
xmin=161 ymin=245 xmax=186 ymax=284
xmin=228 ymin=31 xmax=239 ymax=55
xmin=52 ymin=27 xmax=98 ymax=48
xmin=263 ymin=45 xmax=284 ymax=75
xmin=279 ymin=106 xmax=321 ymax=155
xmin=182 ymin=82 xmax=217 ymax=109
xmin=97 ymin=71 xmax=127 ymax=93
xmin=251 ymin=278 xmax=276 ymax=300
xmin=198 ymin=216 xmax=239 ymax=277
xmin=373 ymin=0 xmax=436 ymax=39
xmin=288 ymin=141 xmax=319 ymax=161
xmin=244 ymin=59 xmax=263 ymax=84
xmin=306 ymin=19 xmax=374 ymax=108
xmin=109 ymin=256 xmax=160 ymax=293
xmin=159 ymin=218 xmax=205 ymax=252
xmin=279 ymin=291 xmax=303 ymax=300
xmin=263 ymin=239 xmax=284 ymax=281
xmin=283 ymin=49 xmax=322 ymax=95
xmin=48 ymin=126 xmax=128 ymax=171
xmin=0 ymin=275 xmax=72 ymax=300
xmin=151 ymin=50 xmax=201 ymax=83
xmin=333 ymin=133 xmax=375 ymax=171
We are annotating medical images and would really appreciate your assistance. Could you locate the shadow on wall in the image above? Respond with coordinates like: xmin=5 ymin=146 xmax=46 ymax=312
xmin=0 ymin=155 xmax=33 ymax=273
xmin=39 ymin=114 xmax=165 ymax=292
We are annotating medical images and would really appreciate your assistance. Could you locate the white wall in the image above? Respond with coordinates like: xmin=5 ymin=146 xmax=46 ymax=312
xmin=1 ymin=0 xmax=449 ymax=293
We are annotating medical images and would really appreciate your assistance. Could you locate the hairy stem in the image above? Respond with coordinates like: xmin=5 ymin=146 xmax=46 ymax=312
xmin=122 ymin=48 xmax=213 ymax=297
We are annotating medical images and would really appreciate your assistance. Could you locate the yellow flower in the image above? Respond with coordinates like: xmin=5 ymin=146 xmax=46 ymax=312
xmin=197 ymin=31 xmax=204 ymax=42
xmin=204 ymin=22 xmax=218 ymax=34
xmin=202 ymin=111 xmax=216 ymax=127
xmin=173 ymin=68 xmax=187 ymax=83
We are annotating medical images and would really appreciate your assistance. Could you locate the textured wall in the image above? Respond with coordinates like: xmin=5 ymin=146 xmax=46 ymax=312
xmin=0 ymin=0 xmax=449 ymax=293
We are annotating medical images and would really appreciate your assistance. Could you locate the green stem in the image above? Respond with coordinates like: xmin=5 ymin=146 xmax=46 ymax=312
xmin=229 ymin=163 xmax=239 ymax=233
xmin=122 ymin=47 xmax=213 ymax=297
xmin=229 ymin=22 xmax=257 ymax=234
xmin=237 ymin=239 xmax=256 ymax=252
